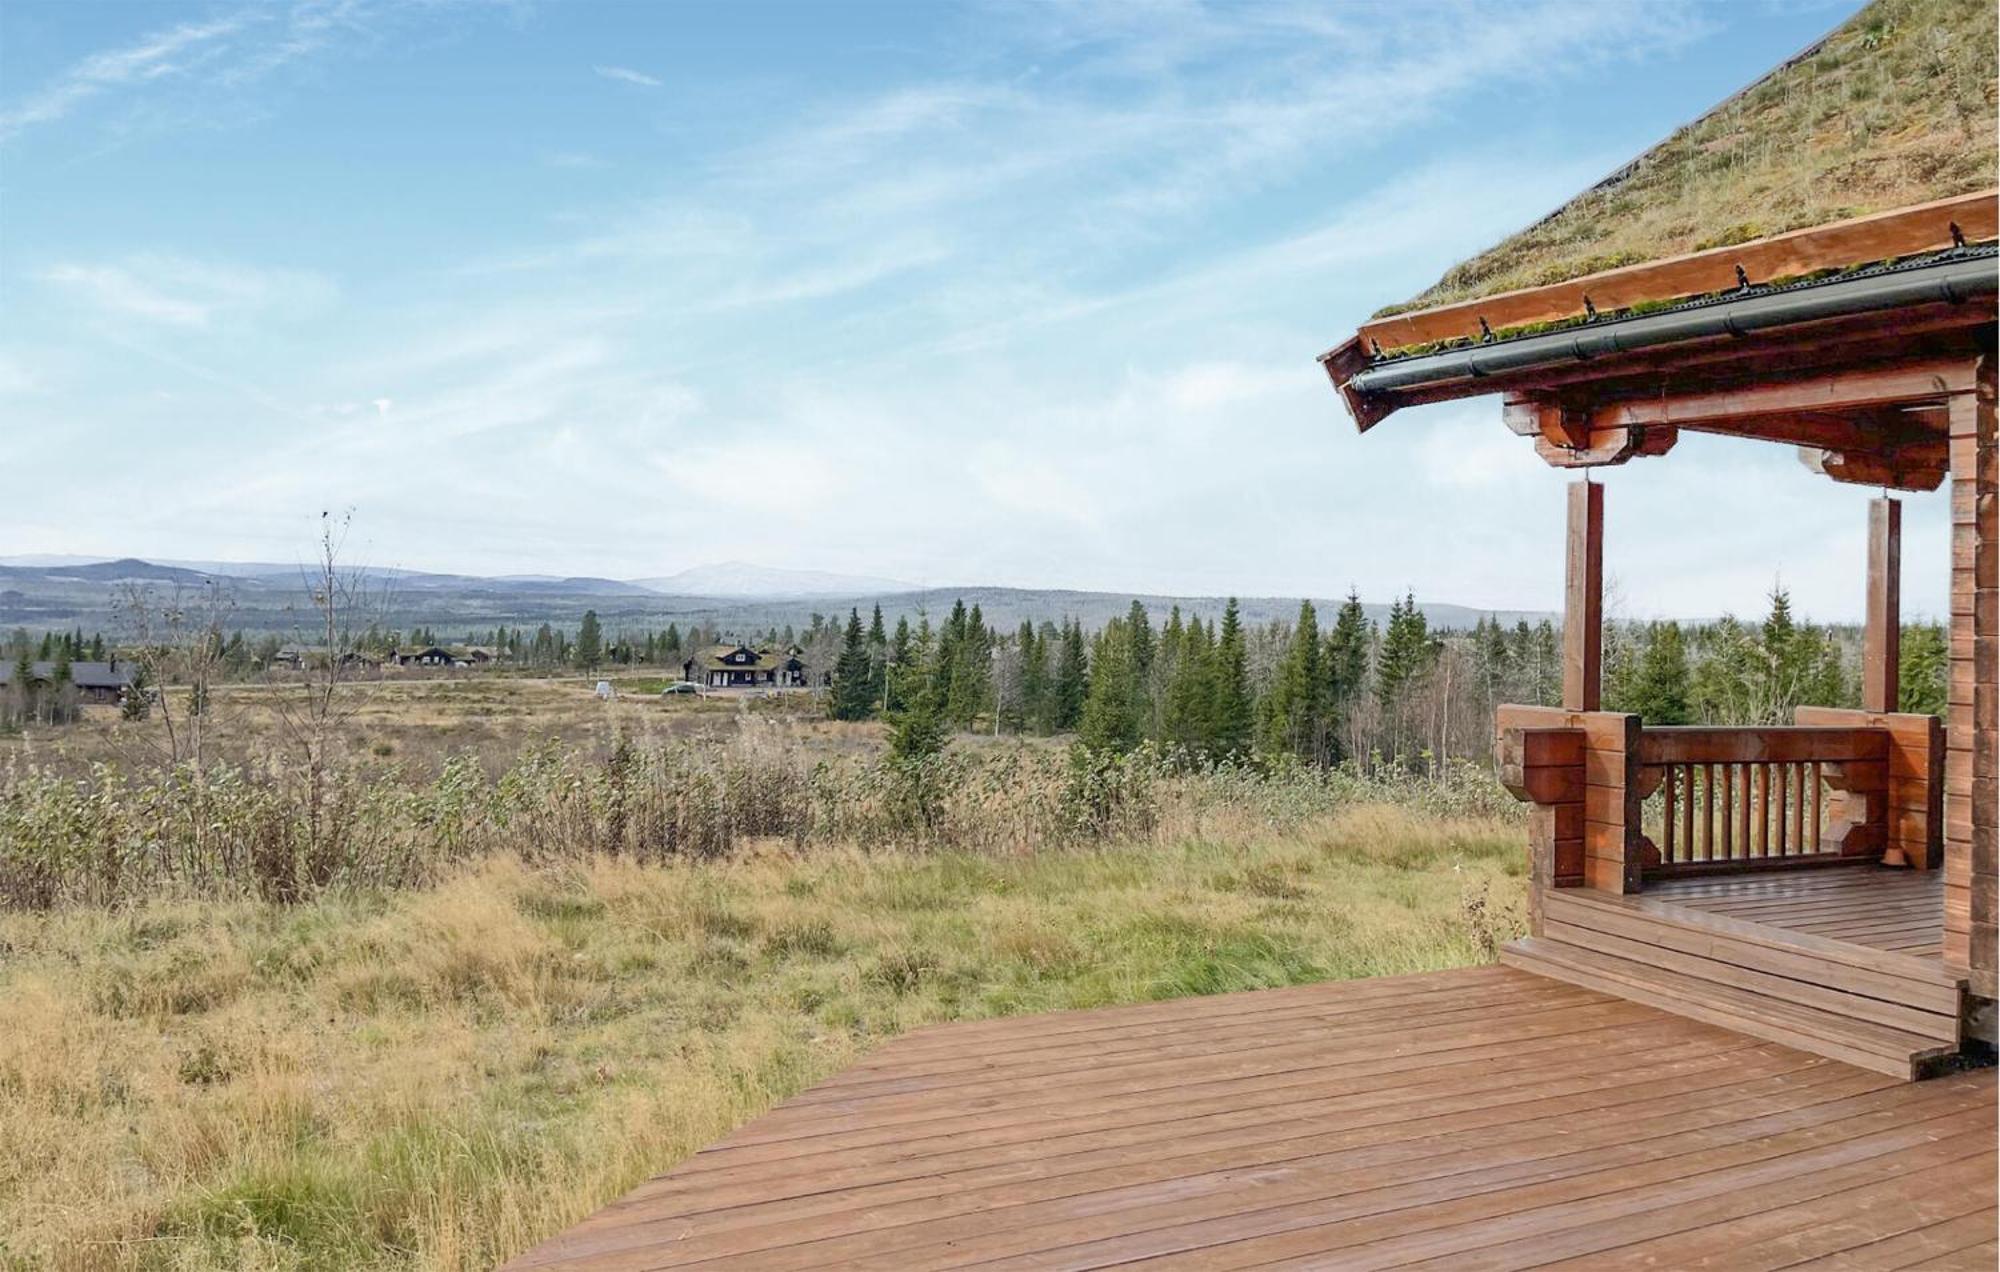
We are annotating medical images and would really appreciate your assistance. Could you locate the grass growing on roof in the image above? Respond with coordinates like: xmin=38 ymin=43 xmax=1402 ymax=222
xmin=1378 ymin=0 xmax=1996 ymax=316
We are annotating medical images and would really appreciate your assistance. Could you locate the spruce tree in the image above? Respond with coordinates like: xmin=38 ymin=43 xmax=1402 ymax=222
xmin=866 ymin=604 xmax=888 ymax=709
xmin=574 ymin=610 xmax=604 ymax=670
xmin=1257 ymin=600 xmax=1325 ymax=761
xmin=1529 ymin=619 xmax=1561 ymax=705
xmin=1015 ymin=619 xmax=1047 ymax=733
xmin=1899 ymin=623 xmax=1949 ymax=716
xmin=1210 ymin=599 xmax=1253 ymax=757
xmin=953 ymin=603 xmax=994 ymax=727
xmin=932 ymin=600 xmax=967 ymax=721
xmin=1053 ymin=619 xmax=1088 ymax=731
xmin=831 ymin=609 xmax=874 ymax=720
xmin=888 ymin=676 xmax=947 ymax=763
xmin=1079 ymin=619 xmax=1141 ymax=752
xmin=1163 ymin=614 xmax=1213 ymax=755
xmin=1323 ymin=591 xmax=1372 ymax=759
xmin=886 ymin=616 xmax=914 ymax=713
xmin=1627 ymin=621 xmax=1692 ymax=724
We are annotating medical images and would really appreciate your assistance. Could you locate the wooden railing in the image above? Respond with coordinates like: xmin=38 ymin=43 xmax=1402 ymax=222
xmin=1499 ymin=705 xmax=1942 ymax=906
xmin=1636 ymin=727 xmax=1887 ymax=875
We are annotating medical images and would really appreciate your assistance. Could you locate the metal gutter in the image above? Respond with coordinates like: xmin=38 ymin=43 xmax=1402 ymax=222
xmin=1342 ymin=249 xmax=1998 ymax=399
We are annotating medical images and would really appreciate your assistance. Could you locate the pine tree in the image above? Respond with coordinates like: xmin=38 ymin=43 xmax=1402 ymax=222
xmin=574 ymin=610 xmax=604 ymax=670
xmin=1053 ymin=619 xmax=1088 ymax=731
xmin=1210 ymin=599 xmax=1253 ymax=757
xmin=830 ymin=609 xmax=874 ymax=720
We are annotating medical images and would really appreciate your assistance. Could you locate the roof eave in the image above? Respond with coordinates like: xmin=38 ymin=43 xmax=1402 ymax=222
xmin=1323 ymin=191 xmax=2000 ymax=431
xmin=1333 ymin=249 xmax=1998 ymax=427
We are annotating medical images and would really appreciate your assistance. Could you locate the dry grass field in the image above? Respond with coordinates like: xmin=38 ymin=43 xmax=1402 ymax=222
xmin=0 ymin=674 xmax=1525 ymax=1270
xmin=0 ymin=675 xmax=886 ymax=781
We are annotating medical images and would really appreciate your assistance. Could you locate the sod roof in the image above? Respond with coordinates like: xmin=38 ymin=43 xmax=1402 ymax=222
xmin=1378 ymin=0 xmax=1997 ymax=318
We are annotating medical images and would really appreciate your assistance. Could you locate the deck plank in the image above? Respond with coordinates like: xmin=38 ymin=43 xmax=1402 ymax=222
xmin=1648 ymin=869 xmax=1948 ymax=960
xmin=502 ymin=965 xmax=1997 ymax=1270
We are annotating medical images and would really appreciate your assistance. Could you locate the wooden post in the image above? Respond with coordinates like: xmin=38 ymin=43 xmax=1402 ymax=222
xmin=1943 ymin=355 xmax=1996 ymax=1002
xmin=1863 ymin=497 xmax=1901 ymax=714
xmin=1563 ymin=479 xmax=1604 ymax=712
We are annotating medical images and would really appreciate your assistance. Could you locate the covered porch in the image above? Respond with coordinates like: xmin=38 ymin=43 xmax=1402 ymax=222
xmin=1332 ymin=192 xmax=1997 ymax=1077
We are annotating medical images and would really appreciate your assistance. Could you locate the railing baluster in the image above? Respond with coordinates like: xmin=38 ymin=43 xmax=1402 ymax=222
xmin=1703 ymin=763 xmax=1715 ymax=861
xmin=1720 ymin=764 xmax=1734 ymax=860
xmin=1784 ymin=760 xmax=1800 ymax=860
xmin=1800 ymin=764 xmax=1816 ymax=856
xmin=1809 ymin=760 xmax=1822 ymax=851
xmin=1681 ymin=763 xmax=1696 ymax=863
xmin=1661 ymin=765 xmax=1676 ymax=864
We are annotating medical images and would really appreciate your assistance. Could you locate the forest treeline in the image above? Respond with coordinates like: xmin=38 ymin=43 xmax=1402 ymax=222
xmin=821 ymin=587 xmax=1949 ymax=768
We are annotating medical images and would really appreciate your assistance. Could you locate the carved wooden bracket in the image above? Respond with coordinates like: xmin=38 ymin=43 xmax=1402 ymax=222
xmin=1798 ymin=444 xmax=1949 ymax=492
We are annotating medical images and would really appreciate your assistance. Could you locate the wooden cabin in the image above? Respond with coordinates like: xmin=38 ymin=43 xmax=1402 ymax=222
xmin=1318 ymin=85 xmax=1996 ymax=1079
xmin=507 ymin=6 xmax=1994 ymax=1267
xmin=682 ymin=643 xmax=808 ymax=689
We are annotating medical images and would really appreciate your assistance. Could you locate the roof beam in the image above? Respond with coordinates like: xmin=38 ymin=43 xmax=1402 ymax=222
xmin=1585 ymin=359 xmax=1977 ymax=429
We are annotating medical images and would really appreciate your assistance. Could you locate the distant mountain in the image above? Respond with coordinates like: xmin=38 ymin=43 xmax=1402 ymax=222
xmin=0 ymin=558 xmax=215 ymax=585
xmin=0 ymin=555 xmax=1553 ymax=636
xmin=635 ymin=562 xmax=919 ymax=599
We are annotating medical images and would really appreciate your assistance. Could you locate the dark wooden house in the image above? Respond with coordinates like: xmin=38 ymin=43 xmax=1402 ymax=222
xmin=682 ymin=643 xmax=807 ymax=688
xmin=0 ymin=658 xmax=137 ymax=705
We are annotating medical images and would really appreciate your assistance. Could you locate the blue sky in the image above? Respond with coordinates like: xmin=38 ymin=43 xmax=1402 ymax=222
xmin=0 ymin=0 xmax=1947 ymax=619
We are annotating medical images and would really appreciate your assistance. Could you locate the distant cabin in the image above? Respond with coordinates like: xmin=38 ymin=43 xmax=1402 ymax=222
xmin=682 ymin=643 xmax=807 ymax=689
xmin=271 ymin=647 xmax=381 ymax=670
xmin=0 ymin=658 xmax=137 ymax=705
xmin=391 ymin=646 xmax=458 ymax=668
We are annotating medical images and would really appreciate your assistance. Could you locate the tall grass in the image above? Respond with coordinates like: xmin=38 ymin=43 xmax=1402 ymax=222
xmin=0 ymin=727 xmax=1517 ymax=908
xmin=0 ymin=802 xmax=1525 ymax=1270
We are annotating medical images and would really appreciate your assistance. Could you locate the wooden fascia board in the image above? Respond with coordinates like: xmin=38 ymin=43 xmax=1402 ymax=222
xmin=1354 ymin=189 xmax=1999 ymax=354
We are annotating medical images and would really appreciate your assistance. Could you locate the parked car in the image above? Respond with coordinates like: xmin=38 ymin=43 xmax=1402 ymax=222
xmin=661 ymin=681 xmax=701 ymax=696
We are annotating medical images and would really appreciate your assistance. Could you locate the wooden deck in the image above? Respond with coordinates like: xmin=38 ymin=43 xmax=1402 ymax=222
xmin=1506 ymin=868 xmax=1963 ymax=1079
xmin=1647 ymin=869 xmax=1945 ymax=960
xmin=507 ymin=965 xmax=1996 ymax=1270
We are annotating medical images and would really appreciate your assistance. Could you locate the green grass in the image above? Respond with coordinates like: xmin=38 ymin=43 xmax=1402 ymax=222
xmin=0 ymin=804 xmax=1522 ymax=1270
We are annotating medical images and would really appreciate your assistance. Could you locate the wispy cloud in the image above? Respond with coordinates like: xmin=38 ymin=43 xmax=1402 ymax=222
xmin=0 ymin=15 xmax=245 ymax=140
xmin=39 ymin=254 xmax=336 ymax=327
xmin=593 ymin=64 xmax=662 ymax=89
xmin=0 ymin=0 xmax=475 ymax=145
